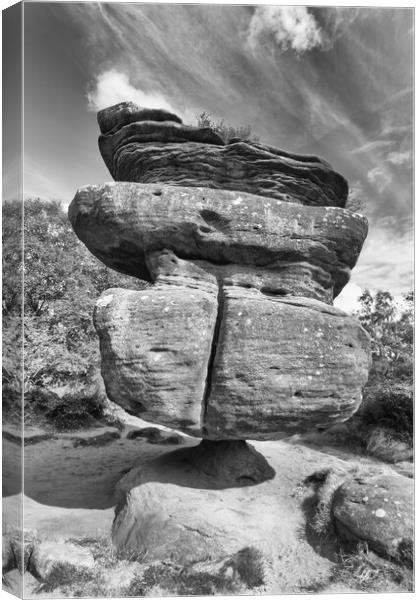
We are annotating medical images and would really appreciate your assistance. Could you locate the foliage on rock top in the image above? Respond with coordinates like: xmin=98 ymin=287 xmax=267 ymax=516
xmin=196 ymin=111 xmax=259 ymax=144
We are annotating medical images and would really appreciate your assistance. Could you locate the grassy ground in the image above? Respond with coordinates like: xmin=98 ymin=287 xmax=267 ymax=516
xmin=12 ymin=536 xmax=266 ymax=597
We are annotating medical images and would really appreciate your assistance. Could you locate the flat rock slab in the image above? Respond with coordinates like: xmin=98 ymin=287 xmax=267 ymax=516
xmin=69 ymin=182 xmax=367 ymax=300
xmin=97 ymin=102 xmax=347 ymax=207
xmin=332 ymin=474 xmax=413 ymax=565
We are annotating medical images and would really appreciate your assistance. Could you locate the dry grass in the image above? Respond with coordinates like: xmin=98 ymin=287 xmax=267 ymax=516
xmin=302 ymin=471 xmax=413 ymax=594
xmin=303 ymin=467 xmax=348 ymax=540
xmin=330 ymin=545 xmax=413 ymax=592
xmin=27 ymin=536 xmax=265 ymax=597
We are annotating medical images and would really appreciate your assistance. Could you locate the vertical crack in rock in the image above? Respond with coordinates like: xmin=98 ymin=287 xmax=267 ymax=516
xmin=201 ymin=282 xmax=224 ymax=434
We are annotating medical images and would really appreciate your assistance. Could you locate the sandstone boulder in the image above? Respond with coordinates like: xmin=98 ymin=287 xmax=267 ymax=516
xmin=97 ymin=101 xmax=183 ymax=136
xmin=93 ymin=282 xmax=218 ymax=437
xmin=69 ymin=182 xmax=367 ymax=301
xmin=204 ymin=292 xmax=371 ymax=440
xmin=110 ymin=439 xmax=357 ymax=593
xmin=93 ymin=278 xmax=370 ymax=439
xmin=97 ymin=103 xmax=347 ymax=207
xmin=332 ymin=474 xmax=413 ymax=565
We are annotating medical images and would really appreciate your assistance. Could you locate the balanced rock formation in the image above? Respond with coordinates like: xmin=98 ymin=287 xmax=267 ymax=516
xmin=69 ymin=101 xmax=371 ymax=447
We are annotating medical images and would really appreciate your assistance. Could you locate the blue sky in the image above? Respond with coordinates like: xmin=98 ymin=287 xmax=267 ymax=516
xmin=4 ymin=3 xmax=414 ymax=309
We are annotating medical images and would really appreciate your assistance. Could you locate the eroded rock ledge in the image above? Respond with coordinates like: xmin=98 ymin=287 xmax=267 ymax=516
xmin=97 ymin=102 xmax=348 ymax=208
xmin=69 ymin=182 xmax=367 ymax=302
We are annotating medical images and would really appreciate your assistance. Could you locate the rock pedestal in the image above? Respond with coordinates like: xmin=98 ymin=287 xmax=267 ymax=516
xmin=69 ymin=101 xmax=371 ymax=445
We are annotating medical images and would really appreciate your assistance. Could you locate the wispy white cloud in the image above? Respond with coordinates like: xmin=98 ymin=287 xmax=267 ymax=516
xmin=386 ymin=150 xmax=412 ymax=166
xmin=367 ymin=166 xmax=392 ymax=193
xmin=247 ymin=7 xmax=323 ymax=54
xmin=350 ymin=140 xmax=395 ymax=156
xmin=86 ymin=69 xmax=185 ymax=117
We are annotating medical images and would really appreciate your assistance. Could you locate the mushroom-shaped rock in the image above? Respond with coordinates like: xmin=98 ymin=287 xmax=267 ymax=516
xmin=68 ymin=104 xmax=371 ymax=460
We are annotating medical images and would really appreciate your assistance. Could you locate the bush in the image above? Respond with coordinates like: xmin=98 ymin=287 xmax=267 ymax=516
xmin=3 ymin=198 xmax=148 ymax=429
xmin=360 ymin=385 xmax=413 ymax=442
xmin=196 ymin=111 xmax=259 ymax=143
xmin=24 ymin=387 xmax=104 ymax=431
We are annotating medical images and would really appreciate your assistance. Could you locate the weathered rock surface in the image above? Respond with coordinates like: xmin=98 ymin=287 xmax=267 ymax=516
xmin=176 ymin=439 xmax=275 ymax=485
xmin=93 ymin=284 xmax=218 ymax=437
xmin=111 ymin=439 xmax=381 ymax=593
xmin=69 ymin=105 xmax=371 ymax=449
xmin=111 ymin=441 xmax=298 ymax=567
xmin=69 ymin=182 xmax=367 ymax=301
xmin=332 ymin=474 xmax=413 ymax=565
xmin=93 ymin=281 xmax=370 ymax=439
xmin=97 ymin=101 xmax=183 ymax=136
xmin=97 ymin=102 xmax=348 ymax=207
xmin=204 ymin=292 xmax=371 ymax=440
xmin=31 ymin=541 xmax=95 ymax=579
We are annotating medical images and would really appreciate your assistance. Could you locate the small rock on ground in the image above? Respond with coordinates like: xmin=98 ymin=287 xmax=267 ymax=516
xmin=332 ymin=473 xmax=413 ymax=565
xmin=31 ymin=541 xmax=95 ymax=579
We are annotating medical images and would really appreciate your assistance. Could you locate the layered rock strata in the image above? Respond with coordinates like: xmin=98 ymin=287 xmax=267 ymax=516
xmin=69 ymin=102 xmax=371 ymax=443
xmin=97 ymin=101 xmax=348 ymax=208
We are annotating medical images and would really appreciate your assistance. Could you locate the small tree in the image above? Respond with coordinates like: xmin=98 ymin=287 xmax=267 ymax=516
xmin=355 ymin=289 xmax=413 ymax=440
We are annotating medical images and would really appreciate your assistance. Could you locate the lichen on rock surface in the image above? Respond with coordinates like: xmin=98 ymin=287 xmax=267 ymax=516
xmin=69 ymin=182 xmax=367 ymax=301
xmin=332 ymin=474 xmax=413 ymax=566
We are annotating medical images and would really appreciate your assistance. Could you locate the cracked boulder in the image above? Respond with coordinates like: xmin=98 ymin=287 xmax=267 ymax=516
xmin=203 ymin=291 xmax=371 ymax=440
xmin=332 ymin=474 xmax=414 ymax=565
xmin=93 ymin=272 xmax=370 ymax=439
xmin=69 ymin=182 xmax=367 ymax=302
xmin=97 ymin=101 xmax=348 ymax=208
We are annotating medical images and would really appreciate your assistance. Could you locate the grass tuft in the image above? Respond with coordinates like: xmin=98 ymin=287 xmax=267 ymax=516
xmin=330 ymin=544 xmax=413 ymax=592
